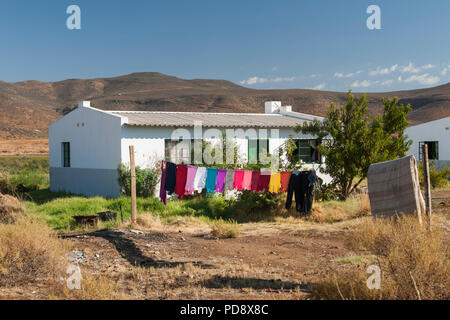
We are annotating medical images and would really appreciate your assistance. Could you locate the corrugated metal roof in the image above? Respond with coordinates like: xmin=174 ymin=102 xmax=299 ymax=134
xmin=108 ymin=111 xmax=308 ymax=128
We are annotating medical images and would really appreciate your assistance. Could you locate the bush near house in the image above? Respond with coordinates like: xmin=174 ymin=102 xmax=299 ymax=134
xmin=418 ymin=161 xmax=450 ymax=189
xmin=117 ymin=163 xmax=160 ymax=198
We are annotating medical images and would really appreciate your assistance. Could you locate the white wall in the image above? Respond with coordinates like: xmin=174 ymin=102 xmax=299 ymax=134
xmin=49 ymin=106 xmax=123 ymax=169
xmin=405 ymin=117 xmax=450 ymax=161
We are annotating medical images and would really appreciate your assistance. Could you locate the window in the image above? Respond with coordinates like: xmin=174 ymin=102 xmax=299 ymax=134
xmin=165 ymin=139 xmax=192 ymax=164
xmin=248 ymin=139 xmax=269 ymax=164
xmin=419 ymin=141 xmax=439 ymax=161
xmin=62 ymin=142 xmax=71 ymax=167
xmin=293 ymin=139 xmax=321 ymax=164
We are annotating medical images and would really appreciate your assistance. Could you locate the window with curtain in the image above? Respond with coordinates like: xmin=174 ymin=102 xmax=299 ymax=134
xmin=293 ymin=139 xmax=321 ymax=164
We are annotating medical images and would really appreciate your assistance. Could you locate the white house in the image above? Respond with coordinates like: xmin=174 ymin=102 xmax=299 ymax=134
xmin=49 ymin=101 xmax=331 ymax=198
xmin=404 ymin=116 xmax=450 ymax=169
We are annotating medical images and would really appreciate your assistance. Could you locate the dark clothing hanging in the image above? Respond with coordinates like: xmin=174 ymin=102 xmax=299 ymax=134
xmin=164 ymin=162 xmax=177 ymax=195
xmin=285 ymin=171 xmax=316 ymax=213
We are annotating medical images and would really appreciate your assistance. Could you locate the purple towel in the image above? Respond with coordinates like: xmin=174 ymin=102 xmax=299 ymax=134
xmin=215 ymin=169 xmax=227 ymax=193
xmin=159 ymin=161 xmax=167 ymax=205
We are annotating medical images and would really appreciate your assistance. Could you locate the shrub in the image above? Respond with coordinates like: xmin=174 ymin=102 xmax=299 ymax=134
xmin=418 ymin=161 xmax=449 ymax=189
xmin=312 ymin=216 xmax=449 ymax=300
xmin=0 ymin=193 xmax=24 ymax=224
xmin=0 ymin=217 xmax=70 ymax=286
xmin=117 ymin=163 xmax=160 ymax=198
xmin=233 ymin=190 xmax=281 ymax=220
xmin=0 ymin=171 xmax=11 ymax=194
xmin=211 ymin=219 xmax=241 ymax=238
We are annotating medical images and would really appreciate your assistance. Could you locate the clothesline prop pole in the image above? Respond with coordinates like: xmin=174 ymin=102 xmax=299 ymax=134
xmin=422 ymin=144 xmax=432 ymax=231
xmin=129 ymin=145 xmax=137 ymax=225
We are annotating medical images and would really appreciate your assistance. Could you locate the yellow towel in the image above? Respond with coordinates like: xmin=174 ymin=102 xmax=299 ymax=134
xmin=268 ymin=172 xmax=281 ymax=194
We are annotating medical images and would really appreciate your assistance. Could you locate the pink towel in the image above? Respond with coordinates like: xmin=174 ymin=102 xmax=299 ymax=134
xmin=241 ymin=170 xmax=253 ymax=190
xmin=185 ymin=165 xmax=198 ymax=195
xmin=233 ymin=170 xmax=244 ymax=191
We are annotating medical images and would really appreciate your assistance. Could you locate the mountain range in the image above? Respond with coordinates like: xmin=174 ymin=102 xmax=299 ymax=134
xmin=0 ymin=72 xmax=449 ymax=139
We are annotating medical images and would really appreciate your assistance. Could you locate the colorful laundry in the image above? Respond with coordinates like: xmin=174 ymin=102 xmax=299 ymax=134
xmin=241 ymin=170 xmax=253 ymax=190
xmin=164 ymin=162 xmax=177 ymax=195
xmin=174 ymin=164 xmax=188 ymax=199
xmin=224 ymin=169 xmax=235 ymax=191
xmin=159 ymin=161 xmax=167 ymax=205
xmin=205 ymin=168 xmax=218 ymax=195
xmin=257 ymin=172 xmax=271 ymax=191
xmin=280 ymin=172 xmax=292 ymax=192
xmin=250 ymin=171 xmax=260 ymax=191
xmin=268 ymin=172 xmax=281 ymax=194
xmin=233 ymin=170 xmax=244 ymax=190
xmin=193 ymin=167 xmax=207 ymax=193
xmin=185 ymin=165 xmax=198 ymax=195
xmin=215 ymin=169 xmax=227 ymax=193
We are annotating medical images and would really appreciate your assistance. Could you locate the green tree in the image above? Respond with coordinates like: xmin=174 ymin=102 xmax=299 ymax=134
xmin=297 ymin=91 xmax=412 ymax=200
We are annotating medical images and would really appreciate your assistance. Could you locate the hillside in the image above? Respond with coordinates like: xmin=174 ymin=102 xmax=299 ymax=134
xmin=0 ymin=72 xmax=449 ymax=139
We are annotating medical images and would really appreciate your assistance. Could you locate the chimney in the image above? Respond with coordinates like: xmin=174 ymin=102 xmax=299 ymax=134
xmin=280 ymin=105 xmax=292 ymax=113
xmin=78 ymin=101 xmax=91 ymax=108
xmin=265 ymin=101 xmax=281 ymax=114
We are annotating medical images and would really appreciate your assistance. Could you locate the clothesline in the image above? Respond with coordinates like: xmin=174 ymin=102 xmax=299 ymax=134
xmin=159 ymin=161 xmax=318 ymax=214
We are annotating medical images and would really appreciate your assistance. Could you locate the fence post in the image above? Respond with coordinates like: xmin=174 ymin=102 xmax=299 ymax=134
xmin=422 ymin=144 xmax=432 ymax=231
xmin=129 ymin=145 xmax=137 ymax=225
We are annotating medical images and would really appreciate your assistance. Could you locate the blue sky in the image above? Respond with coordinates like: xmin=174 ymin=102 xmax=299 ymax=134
xmin=0 ymin=0 xmax=449 ymax=92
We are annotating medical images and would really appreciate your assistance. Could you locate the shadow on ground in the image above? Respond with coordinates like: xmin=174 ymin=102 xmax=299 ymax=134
xmin=63 ymin=230 xmax=216 ymax=270
xmin=203 ymin=275 xmax=310 ymax=292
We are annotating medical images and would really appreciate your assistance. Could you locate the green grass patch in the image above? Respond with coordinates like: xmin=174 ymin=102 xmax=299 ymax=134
xmin=24 ymin=189 xmax=236 ymax=231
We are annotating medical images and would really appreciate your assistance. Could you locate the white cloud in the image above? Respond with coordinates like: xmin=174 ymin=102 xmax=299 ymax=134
xmin=334 ymin=70 xmax=362 ymax=78
xmin=402 ymin=73 xmax=440 ymax=86
xmin=351 ymin=80 xmax=372 ymax=88
xmin=309 ymin=74 xmax=320 ymax=78
xmin=369 ymin=64 xmax=398 ymax=76
xmin=400 ymin=62 xmax=436 ymax=73
xmin=240 ymin=76 xmax=296 ymax=85
xmin=311 ymin=83 xmax=326 ymax=90
xmin=381 ymin=79 xmax=394 ymax=86
xmin=441 ymin=64 xmax=450 ymax=76
xmin=272 ymin=66 xmax=279 ymax=72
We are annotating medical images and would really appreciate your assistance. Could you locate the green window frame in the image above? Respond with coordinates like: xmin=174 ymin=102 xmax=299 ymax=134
xmin=248 ymin=139 xmax=269 ymax=164
xmin=62 ymin=142 xmax=71 ymax=168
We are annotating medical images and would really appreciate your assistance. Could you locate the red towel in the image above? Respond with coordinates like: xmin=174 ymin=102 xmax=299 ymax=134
xmin=174 ymin=164 xmax=188 ymax=199
xmin=257 ymin=173 xmax=271 ymax=191
xmin=233 ymin=170 xmax=244 ymax=191
xmin=251 ymin=171 xmax=260 ymax=191
xmin=280 ymin=172 xmax=292 ymax=192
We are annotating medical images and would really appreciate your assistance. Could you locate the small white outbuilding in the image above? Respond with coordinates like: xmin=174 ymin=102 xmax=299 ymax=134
xmin=404 ymin=116 xmax=450 ymax=169
xmin=49 ymin=101 xmax=331 ymax=198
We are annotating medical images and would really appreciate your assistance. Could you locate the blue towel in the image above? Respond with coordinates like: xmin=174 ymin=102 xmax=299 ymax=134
xmin=205 ymin=168 xmax=218 ymax=195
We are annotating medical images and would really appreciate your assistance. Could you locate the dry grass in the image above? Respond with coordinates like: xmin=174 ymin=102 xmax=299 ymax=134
xmin=211 ymin=219 xmax=241 ymax=239
xmin=0 ymin=216 xmax=70 ymax=286
xmin=311 ymin=215 xmax=449 ymax=300
xmin=308 ymin=194 xmax=371 ymax=223
xmin=0 ymin=193 xmax=24 ymax=224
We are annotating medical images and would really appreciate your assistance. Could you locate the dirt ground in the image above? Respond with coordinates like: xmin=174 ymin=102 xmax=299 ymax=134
xmin=0 ymin=139 xmax=48 ymax=156
xmin=1 ymin=191 xmax=448 ymax=300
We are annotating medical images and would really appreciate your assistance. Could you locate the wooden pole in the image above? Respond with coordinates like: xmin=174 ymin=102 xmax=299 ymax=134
xmin=422 ymin=144 xmax=432 ymax=231
xmin=129 ymin=145 xmax=137 ymax=225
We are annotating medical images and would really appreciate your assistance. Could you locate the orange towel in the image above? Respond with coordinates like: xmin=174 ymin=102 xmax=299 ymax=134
xmin=268 ymin=172 xmax=281 ymax=193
